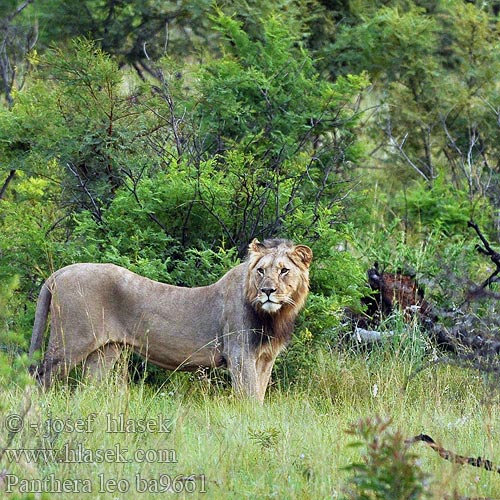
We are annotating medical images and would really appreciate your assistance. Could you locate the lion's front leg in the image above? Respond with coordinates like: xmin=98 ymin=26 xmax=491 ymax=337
xmin=226 ymin=353 xmax=277 ymax=403
xmin=255 ymin=354 xmax=276 ymax=402
xmin=226 ymin=351 xmax=261 ymax=402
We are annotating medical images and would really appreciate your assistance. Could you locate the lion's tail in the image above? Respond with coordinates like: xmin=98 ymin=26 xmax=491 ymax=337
xmin=29 ymin=282 xmax=52 ymax=358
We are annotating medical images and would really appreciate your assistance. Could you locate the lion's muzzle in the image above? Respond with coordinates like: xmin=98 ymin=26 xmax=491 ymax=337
xmin=257 ymin=287 xmax=283 ymax=313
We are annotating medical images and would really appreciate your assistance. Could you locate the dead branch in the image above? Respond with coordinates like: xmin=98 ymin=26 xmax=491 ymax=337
xmin=385 ymin=118 xmax=433 ymax=181
xmin=467 ymin=220 xmax=500 ymax=289
xmin=406 ymin=434 xmax=500 ymax=474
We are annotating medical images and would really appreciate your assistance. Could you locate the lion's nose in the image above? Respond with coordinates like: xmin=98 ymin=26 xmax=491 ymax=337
xmin=261 ymin=287 xmax=276 ymax=298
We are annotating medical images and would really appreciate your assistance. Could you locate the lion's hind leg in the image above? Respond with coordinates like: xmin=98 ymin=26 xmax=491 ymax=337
xmin=32 ymin=356 xmax=65 ymax=389
xmin=82 ymin=343 xmax=124 ymax=384
xmin=35 ymin=349 xmax=86 ymax=389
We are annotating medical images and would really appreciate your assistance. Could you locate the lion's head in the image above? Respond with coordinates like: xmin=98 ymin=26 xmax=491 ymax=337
xmin=245 ymin=238 xmax=313 ymax=316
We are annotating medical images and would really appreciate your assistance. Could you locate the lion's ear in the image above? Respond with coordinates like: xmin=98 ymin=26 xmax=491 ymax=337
xmin=294 ymin=245 xmax=313 ymax=267
xmin=249 ymin=238 xmax=265 ymax=255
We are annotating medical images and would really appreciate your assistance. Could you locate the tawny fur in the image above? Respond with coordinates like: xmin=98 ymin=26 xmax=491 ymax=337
xmin=29 ymin=239 xmax=312 ymax=402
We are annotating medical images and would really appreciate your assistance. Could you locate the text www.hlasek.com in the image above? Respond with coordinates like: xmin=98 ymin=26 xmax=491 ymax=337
xmin=3 ymin=442 xmax=177 ymax=464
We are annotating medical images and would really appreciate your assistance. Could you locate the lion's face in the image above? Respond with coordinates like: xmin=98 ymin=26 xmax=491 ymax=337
xmin=246 ymin=239 xmax=313 ymax=315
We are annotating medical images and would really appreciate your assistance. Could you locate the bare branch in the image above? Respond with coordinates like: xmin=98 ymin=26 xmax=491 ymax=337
xmin=467 ymin=220 xmax=500 ymax=289
xmin=6 ymin=0 xmax=34 ymax=23
xmin=66 ymin=162 xmax=102 ymax=222
xmin=0 ymin=170 xmax=15 ymax=200
xmin=407 ymin=433 xmax=500 ymax=474
xmin=385 ymin=126 xmax=431 ymax=181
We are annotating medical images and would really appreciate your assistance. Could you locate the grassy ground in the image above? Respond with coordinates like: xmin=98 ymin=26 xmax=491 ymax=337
xmin=1 ymin=344 xmax=499 ymax=499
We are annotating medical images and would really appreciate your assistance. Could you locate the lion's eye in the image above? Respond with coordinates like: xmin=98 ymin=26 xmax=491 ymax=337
xmin=280 ymin=268 xmax=289 ymax=276
xmin=257 ymin=268 xmax=265 ymax=276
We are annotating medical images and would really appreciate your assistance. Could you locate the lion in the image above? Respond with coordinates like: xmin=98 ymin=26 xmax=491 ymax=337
xmin=29 ymin=238 xmax=312 ymax=402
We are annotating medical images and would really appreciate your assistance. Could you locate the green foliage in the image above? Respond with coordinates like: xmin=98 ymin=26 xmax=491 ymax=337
xmin=68 ymin=195 xmax=240 ymax=286
xmin=394 ymin=177 xmax=474 ymax=234
xmin=0 ymin=167 xmax=66 ymax=343
xmin=41 ymin=39 xmax=150 ymax=212
xmin=1 ymin=8 xmax=371 ymax=368
xmin=1 ymin=38 xmax=153 ymax=217
xmin=68 ymin=209 xmax=176 ymax=283
xmin=196 ymin=11 xmax=369 ymax=163
xmin=332 ymin=1 xmax=500 ymax=213
xmin=344 ymin=416 xmax=431 ymax=499
xmin=147 ymin=11 xmax=369 ymax=252
xmin=200 ymin=12 xmax=325 ymax=153
xmin=0 ymin=274 xmax=32 ymax=392
xmin=169 ymin=247 xmax=239 ymax=287
xmin=35 ymin=0 xmax=215 ymax=66
xmin=334 ymin=6 xmax=439 ymax=84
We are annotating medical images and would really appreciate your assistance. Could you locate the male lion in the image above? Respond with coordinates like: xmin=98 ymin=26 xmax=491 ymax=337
xmin=29 ymin=239 xmax=312 ymax=402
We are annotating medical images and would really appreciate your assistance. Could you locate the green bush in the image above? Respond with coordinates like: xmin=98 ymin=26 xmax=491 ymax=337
xmin=344 ymin=416 xmax=431 ymax=499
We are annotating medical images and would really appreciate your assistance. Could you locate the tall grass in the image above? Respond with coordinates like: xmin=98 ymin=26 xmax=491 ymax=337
xmin=1 ymin=331 xmax=499 ymax=499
